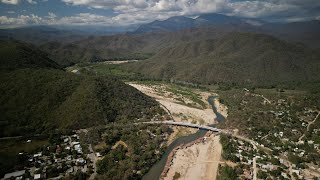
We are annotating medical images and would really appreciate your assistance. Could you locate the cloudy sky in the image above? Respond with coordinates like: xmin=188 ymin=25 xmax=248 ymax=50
xmin=0 ymin=0 xmax=320 ymax=28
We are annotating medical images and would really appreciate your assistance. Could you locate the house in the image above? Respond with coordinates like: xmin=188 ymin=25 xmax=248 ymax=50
xmin=4 ymin=170 xmax=25 ymax=179
xmin=71 ymin=134 xmax=80 ymax=139
xmin=66 ymin=167 xmax=74 ymax=173
xmin=34 ymin=174 xmax=41 ymax=179
xmin=67 ymin=155 xmax=72 ymax=161
xmin=292 ymin=169 xmax=299 ymax=175
xmin=297 ymin=140 xmax=304 ymax=145
xmin=56 ymin=145 xmax=62 ymax=153
xmin=241 ymin=169 xmax=252 ymax=179
xmin=74 ymin=144 xmax=82 ymax=154
xmin=76 ymin=158 xmax=86 ymax=165
xmin=72 ymin=142 xmax=80 ymax=146
xmin=71 ymin=69 xmax=79 ymax=73
xmin=279 ymin=132 xmax=283 ymax=137
xmin=261 ymin=164 xmax=275 ymax=170
xmin=292 ymin=169 xmax=301 ymax=177
xmin=281 ymin=172 xmax=289 ymax=178
xmin=308 ymin=140 xmax=314 ymax=145
xmin=33 ymin=152 xmax=42 ymax=158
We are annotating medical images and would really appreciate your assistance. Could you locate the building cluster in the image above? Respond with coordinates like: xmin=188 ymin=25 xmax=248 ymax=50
xmin=227 ymin=137 xmax=320 ymax=179
xmin=3 ymin=134 xmax=94 ymax=180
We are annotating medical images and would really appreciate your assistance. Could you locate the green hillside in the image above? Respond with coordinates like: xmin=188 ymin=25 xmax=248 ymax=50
xmin=0 ymin=40 xmax=162 ymax=137
xmin=40 ymin=35 xmax=153 ymax=66
xmin=124 ymin=32 xmax=320 ymax=86
xmin=0 ymin=40 xmax=60 ymax=70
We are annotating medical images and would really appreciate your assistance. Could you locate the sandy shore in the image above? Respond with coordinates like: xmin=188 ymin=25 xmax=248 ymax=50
xmin=164 ymin=134 xmax=222 ymax=180
xmin=128 ymin=83 xmax=223 ymax=180
xmin=103 ymin=60 xmax=139 ymax=64
xmin=213 ymin=97 xmax=228 ymax=118
xmin=129 ymin=83 xmax=217 ymax=125
xmin=198 ymin=91 xmax=228 ymax=119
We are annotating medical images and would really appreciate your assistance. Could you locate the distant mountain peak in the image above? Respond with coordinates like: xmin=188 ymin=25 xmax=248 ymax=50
xmin=134 ymin=13 xmax=264 ymax=34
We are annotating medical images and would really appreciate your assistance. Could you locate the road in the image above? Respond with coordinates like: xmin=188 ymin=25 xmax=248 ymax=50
xmin=307 ymin=111 xmax=320 ymax=131
xmin=253 ymin=157 xmax=257 ymax=180
xmin=299 ymin=111 xmax=320 ymax=141
xmin=143 ymin=120 xmax=221 ymax=132
xmin=88 ymin=144 xmax=97 ymax=180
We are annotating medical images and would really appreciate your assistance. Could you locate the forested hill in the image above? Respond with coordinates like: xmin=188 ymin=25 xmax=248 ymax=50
xmin=0 ymin=40 xmax=61 ymax=70
xmin=123 ymin=32 xmax=320 ymax=86
xmin=0 ymin=40 xmax=163 ymax=137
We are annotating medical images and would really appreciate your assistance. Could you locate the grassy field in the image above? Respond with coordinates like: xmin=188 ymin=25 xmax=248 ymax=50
xmin=67 ymin=62 xmax=145 ymax=81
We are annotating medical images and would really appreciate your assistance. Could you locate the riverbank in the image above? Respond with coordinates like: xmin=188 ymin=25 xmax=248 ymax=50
xmin=162 ymin=132 xmax=222 ymax=180
xmin=213 ymin=97 xmax=228 ymax=119
xmin=128 ymin=83 xmax=216 ymax=124
xmin=128 ymin=82 xmax=224 ymax=180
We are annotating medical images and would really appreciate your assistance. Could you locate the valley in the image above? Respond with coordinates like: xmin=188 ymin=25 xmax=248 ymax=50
xmin=1 ymin=5 xmax=320 ymax=180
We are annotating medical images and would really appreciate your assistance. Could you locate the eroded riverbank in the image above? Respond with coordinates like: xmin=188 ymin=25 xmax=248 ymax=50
xmin=128 ymin=82 xmax=228 ymax=180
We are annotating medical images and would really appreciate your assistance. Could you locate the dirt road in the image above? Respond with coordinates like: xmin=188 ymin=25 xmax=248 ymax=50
xmin=88 ymin=144 xmax=97 ymax=180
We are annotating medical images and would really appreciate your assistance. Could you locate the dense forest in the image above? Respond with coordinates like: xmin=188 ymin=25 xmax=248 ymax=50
xmin=123 ymin=32 xmax=320 ymax=86
xmin=0 ymin=40 xmax=163 ymax=137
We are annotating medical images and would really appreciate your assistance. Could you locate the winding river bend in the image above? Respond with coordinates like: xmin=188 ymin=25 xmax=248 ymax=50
xmin=142 ymin=96 xmax=225 ymax=180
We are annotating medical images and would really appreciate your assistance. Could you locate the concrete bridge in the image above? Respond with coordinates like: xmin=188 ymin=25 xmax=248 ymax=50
xmin=143 ymin=121 xmax=221 ymax=132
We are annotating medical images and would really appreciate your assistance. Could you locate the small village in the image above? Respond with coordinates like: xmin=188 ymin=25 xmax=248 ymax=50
xmin=220 ymin=134 xmax=320 ymax=179
xmin=2 ymin=133 xmax=96 ymax=180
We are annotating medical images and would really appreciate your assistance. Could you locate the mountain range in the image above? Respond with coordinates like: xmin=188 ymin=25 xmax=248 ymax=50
xmin=1 ymin=13 xmax=320 ymax=86
xmin=123 ymin=32 xmax=320 ymax=86
xmin=0 ymin=40 xmax=161 ymax=137
xmin=134 ymin=13 xmax=320 ymax=48
xmin=134 ymin=13 xmax=264 ymax=34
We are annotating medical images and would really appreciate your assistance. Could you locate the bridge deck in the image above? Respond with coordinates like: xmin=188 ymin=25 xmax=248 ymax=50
xmin=144 ymin=121 xmax=221 ymax=132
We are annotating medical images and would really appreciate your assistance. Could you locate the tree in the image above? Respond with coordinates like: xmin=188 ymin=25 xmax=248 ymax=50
xmin=173 ymin=172 xmax=181 ymax=180
xmin=258 ymin=170 xmax=268 ymax=179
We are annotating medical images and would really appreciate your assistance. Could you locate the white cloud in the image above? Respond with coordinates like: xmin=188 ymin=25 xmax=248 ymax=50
xmin=0 ymin=0 xmax=319 ymax=27
xmin=59 ymin=0 xmax=320 ymax=23
xmin=0 ymin=13 xmax=113 ymax=26
xmin=58 ymin=13 xmax=112 ymax=25
xmin=26 ymin=0 xmax=37 ymax=4
xmin=1 ymin=0 xmax=37 ymax=5
xmin=227 ymin=1 xmax=297 ymax=18
xmin=1 ymin=0 xmax=19 ymax=5
xmin=0 ymin=14 xmax=43 ymax=25
xmin=47 ymin=12 xmax=57 ymax=18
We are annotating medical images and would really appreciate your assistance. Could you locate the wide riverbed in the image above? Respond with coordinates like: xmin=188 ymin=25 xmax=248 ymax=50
xmin=142 ymin=96 xmax=225 ymax=180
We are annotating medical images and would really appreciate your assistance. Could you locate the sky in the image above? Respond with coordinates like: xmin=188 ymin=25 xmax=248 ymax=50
xmin=0 ymin=0 xmax=320 ymax=28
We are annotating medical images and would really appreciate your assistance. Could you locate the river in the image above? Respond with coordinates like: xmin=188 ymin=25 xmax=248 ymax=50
xmin=142 ymin=96 xmax=225 ymax=180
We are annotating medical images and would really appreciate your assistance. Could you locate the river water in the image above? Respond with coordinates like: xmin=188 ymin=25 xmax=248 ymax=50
xmin=142 ymin=96 xmax=225 ymax=180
